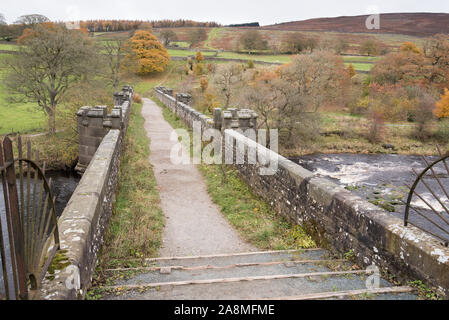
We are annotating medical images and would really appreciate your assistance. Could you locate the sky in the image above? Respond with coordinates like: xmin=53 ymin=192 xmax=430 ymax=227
xmin=1 ymin=0 xmax=449 ymax=25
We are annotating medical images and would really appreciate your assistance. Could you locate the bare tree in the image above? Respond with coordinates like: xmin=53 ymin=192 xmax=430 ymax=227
xmin=102 ymin=39 xmax=136 ymax=90
xmin=0 ymin=13 xmax=6 ymax=25
xmin=239 ymin=30 xmax=268 ymax=53
xmin=188 ymin=28 xmax=207 ymax=48
xmin=241 ymin=52 xmax=348 ymax=148
xmin=3 ymin=24 xmax=98 ymax=134
xmin=14 ymin=14 xmax=50 ymax=25
xmin=213 ymin=64 xmax=243 ymax=108
xmin=160 ymin=30 xmax=178 ymax=46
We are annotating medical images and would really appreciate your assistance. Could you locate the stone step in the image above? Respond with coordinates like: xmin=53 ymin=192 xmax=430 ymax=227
xmin=100 ymin=250 xmax=418 ymax=300
xmin=102 ymin=270 xmax=415 ymax=300
xmin=269 ymin=286 xmax=416 ymax=300
xmin=105 ymin=259 xmax=353 ymax=286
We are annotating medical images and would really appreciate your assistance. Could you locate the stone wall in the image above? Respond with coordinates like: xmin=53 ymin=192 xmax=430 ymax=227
xmin=154 ymin=86 xmax=449 ymax=297
xmin=40 ymin=86 xmax=133 ymax=300
xmin=75 ymin=87 xmax=133 ymax=174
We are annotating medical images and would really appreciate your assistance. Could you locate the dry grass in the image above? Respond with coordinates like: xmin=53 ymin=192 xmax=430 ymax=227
xmin=281 ymin=112 xmax=447 ymax=157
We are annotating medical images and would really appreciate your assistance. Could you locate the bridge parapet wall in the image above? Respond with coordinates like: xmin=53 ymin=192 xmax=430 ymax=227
xmin=41 ymin=86 xmax=133 ymax=300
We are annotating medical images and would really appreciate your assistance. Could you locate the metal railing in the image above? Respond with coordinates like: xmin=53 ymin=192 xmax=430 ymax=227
xmin=0 ymin=136 xmax=60 ymax=300
xmin=404 ymin=146 xmax=449 ymax=247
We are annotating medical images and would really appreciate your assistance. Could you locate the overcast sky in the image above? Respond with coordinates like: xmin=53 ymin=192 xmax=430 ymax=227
xmin=1 ymin=0 xmax=448 ymax=25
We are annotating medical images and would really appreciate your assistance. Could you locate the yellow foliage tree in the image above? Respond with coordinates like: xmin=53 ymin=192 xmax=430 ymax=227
xmin=348 ymin=63 xmax=356 ymax=78
xmin=200 ymin=76 xmax=208 ymax=92
xmin=400 ymin=42 xmax=423 ymax=55
xmin=196 ymin=51 xmax=204 ymax=63
xmin=128 ymin=30 xmax=170 ymax=75
xmin=434 ymin=88 xmax=449 ymax=119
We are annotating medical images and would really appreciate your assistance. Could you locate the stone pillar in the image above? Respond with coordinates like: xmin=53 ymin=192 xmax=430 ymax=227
xmin=75 ymin=105 xmax=125 ymax=174
xmin=162 ymin=88 xmax=173 ymax=96
xmin=220 ymin=108 xmax=258 ymax=132
xmin=110 ymin=107 xmax=122 ymax=130
xmin=213 ymin=108 xmax=222 ymax=130
xmin=176 ymin=93 xmax=192 ymax=106
xmin=113 ymin=92 xmax=126 ymax=106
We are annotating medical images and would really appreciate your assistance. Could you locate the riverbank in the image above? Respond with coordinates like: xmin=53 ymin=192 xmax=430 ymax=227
xmin=281 ymin=112 xmax=449 ymax=158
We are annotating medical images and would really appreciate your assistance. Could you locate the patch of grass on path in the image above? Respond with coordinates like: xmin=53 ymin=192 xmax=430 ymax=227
xmin=95 ymin=102 xmax=164 ymax=272
xmin=153 ymin=94 xmax=316 ymax=250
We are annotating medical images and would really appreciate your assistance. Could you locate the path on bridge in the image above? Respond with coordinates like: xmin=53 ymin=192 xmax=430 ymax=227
xmin=100 ymin=98 xmax=417 ymax=301
xmin=141 ymin=98 xmax=255 ymax=257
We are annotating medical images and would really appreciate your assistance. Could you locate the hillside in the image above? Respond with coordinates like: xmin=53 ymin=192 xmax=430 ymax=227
xmin=264 ymin=13 xmax=449 ymax=37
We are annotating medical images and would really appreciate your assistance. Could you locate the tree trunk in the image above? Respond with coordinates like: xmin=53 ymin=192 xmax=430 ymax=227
xmin=48 ymin=107 xmax=56 ymax=135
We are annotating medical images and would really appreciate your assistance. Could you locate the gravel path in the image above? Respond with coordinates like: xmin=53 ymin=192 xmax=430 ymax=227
xmin=142 ymin=98 xmax=255 ymax=257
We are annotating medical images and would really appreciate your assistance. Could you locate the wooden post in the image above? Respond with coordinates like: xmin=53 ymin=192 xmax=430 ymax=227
xmin=3 ymin=137 xmax=28 ymax=300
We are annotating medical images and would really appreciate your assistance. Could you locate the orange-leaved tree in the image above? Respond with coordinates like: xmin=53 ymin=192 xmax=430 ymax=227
xmin=400 ymin=42 xmax=423 ymax=55
xmin=128 ymin=30 xmax=169 ymax=75
xmin=348 ymin=63 xmax=356 ymax=78
xmin=434 ymin=88 xmax=449 ymax=119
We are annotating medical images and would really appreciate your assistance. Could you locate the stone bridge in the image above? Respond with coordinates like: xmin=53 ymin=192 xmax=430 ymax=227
xmin=39 ymin=84 xmax=448 ymax=299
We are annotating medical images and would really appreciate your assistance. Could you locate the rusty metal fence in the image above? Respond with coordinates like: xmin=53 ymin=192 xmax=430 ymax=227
xmin=0 ymin=136 xmax=60 ymax=300
xmin=404 ymin=146 xmax=449 ymax=246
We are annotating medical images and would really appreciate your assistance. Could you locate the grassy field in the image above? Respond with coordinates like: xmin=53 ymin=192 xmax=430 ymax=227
xmin=342 ymin=55 xmax=380 ymax=62
xmin=344 ymin=62 xmax=374 ymax=72
xmin=203 ymin=27 xmax=222 ymax=49
xmin=0 ymin=54 xmax=46 ymax=134
xmin=158 ymin=26 xmax=425 ymax=54
xmin=0 ymin=43 xmax=19 ymax=51
xmin=280 ymin=111 xmax=447 ymax=157
xmin=171 ymin=41 xmax=190 ymax=48
xmin=167 ymin=48 xmax=373 ymax=70
xmin=167 ymin=48 xmax=216 ymax=57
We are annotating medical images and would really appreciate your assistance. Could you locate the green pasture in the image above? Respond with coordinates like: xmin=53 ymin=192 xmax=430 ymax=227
xmin=344 ymin=62 xmax=374 ymax=72
xmin=0 ymin=54 xmax=46 ymax=134
xmin=342 ymin=55 xmax=380 ymax=62
xmin=0 ymin=43 xmax=19 ymax=51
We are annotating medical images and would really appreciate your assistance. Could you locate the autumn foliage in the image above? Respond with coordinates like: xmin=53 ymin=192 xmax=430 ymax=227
xmin=434 ymin=88 xmax=449 ymax=119
xmin=195 ymin=51 xmax=204 ymax=63
xmin=79 ymin=19 xmax=220 ymax=32
xmin=128 ymin=30 xmax=169 ymax=75
xmin=348 ymin=63 xmax=356 ymax=78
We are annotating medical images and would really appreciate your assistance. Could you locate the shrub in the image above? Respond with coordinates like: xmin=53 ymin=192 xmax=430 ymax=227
xmin=198 ymin=91 xmax=220 ymax=114
xmin=413 ymin=93 xmax=436 ymax=141
xmin=207 ymin=63 xmax=216 ymax=74
xmin=367 ymin=111 xmax=385 ymax=144
xmin=195 ymin=51 xmax=204 ymax=63
xmin=247 ymin=59 xmax=255 ymax=69
xmin=348 ymin=63 xmax=356 ymax=78
xmin=434 ymin=119 xmax=449 ymax=142
xmin=193 ymin=63 xmax=204 ymax=76
xmin=434 ymin=88 xmax=449 ymax=119
xmin=133 ymin=93 xmax=142 ymax=103
xmin=200 ymin=76 xmax=208 ymax=92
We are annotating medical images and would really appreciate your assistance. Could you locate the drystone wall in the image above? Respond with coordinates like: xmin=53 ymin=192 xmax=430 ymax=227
xmin=40 ymin=86 xmax=133 ymax=300
xmin=154 ymin=86 xmax=449 ymax=297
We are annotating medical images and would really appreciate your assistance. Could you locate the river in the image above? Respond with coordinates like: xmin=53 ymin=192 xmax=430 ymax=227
xmin=291 ymin=153 xmax=449 ymax=245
